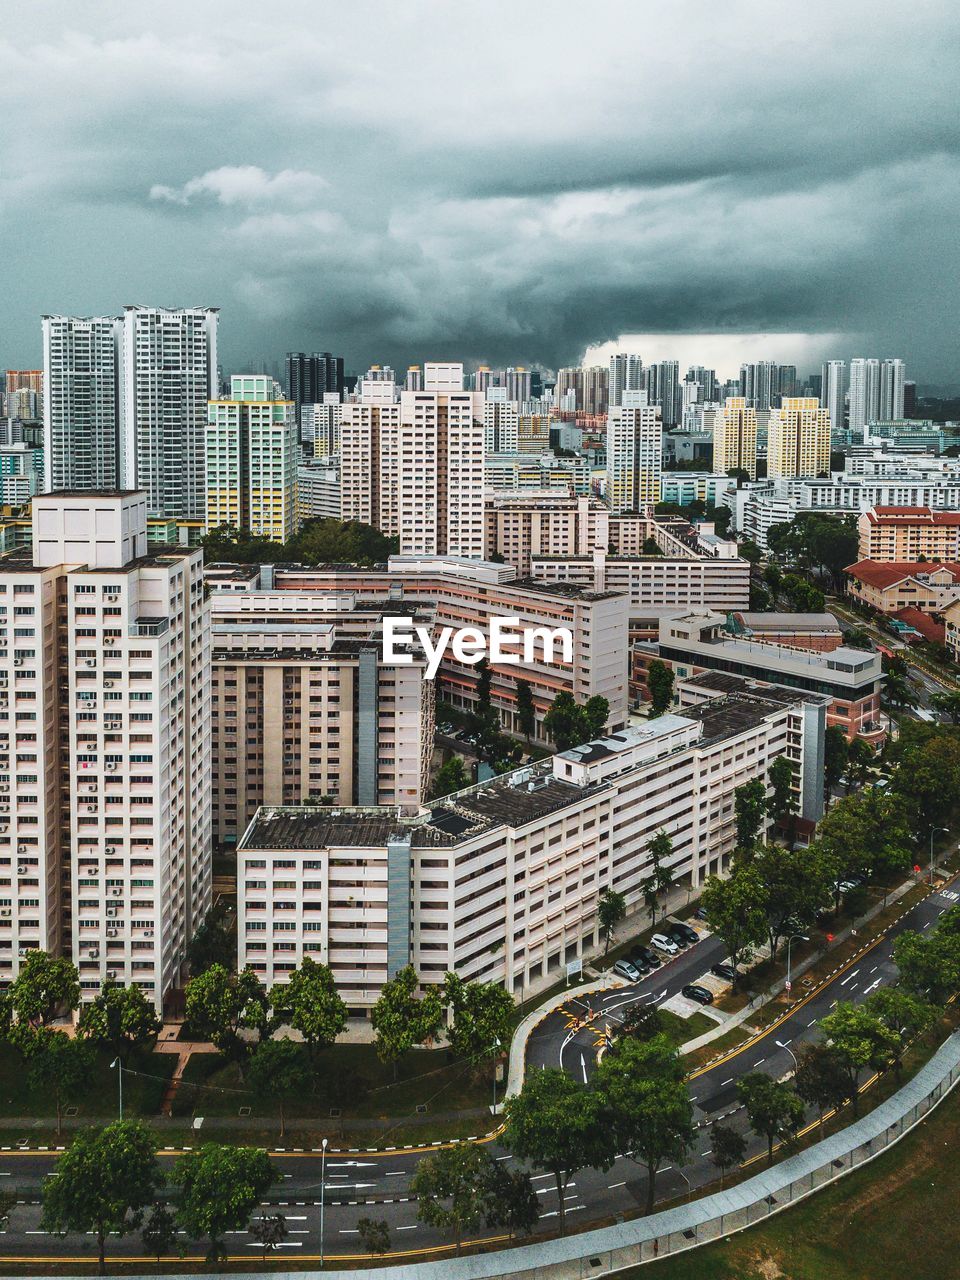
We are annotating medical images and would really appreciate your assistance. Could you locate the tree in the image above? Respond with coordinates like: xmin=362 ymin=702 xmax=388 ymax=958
xmin=409 ymin=1143 xmax=498 ymax=1255
xmin=794 ymin=1042 xmax=853 ymax=1131
xmin=752 ymin=843 xmax=831 ymax=960
xmin=819 ymin=1002 xmax=899 ymax=1116
xmin=187 ymin=902 xmax=235 ymax=976
xmin=649 ymin=830 xmax=675 ymax=902
xmin=77 ymin=980 xmax=162 ymax=1066
xmin=844 ymin=627 xmax=873 ymax=651
xmin=641 ymin=536 xmax=663 ymax=556
xmin=767 ymin=754 xmax=797 ymax=830
xmin=891 ymin=729 xmax=960 ymax=841
xmin=647 ymin=660 xmax=674 ymax=717
xmin=474 ymin=657 xmax=499 ymax=737
xmin=582 ymin=695 xmax=610 ymax=739
xmin=738 ymin=539 xmax=764 ymax=564
xmin=816 ymin=788 xmax=912 ymax=907
xmin=883 ymin=670 xmax=919 ymax=712
xmin=824 ymin=725 xmax=849 ymax=792
xmin=710 ymin=1123 xmax=746 ymax=1187
xmin=270 ymin=957 xmax=347 ymax=1068
xmin=356 ymin=1216 xmax=391 ymax=1255
xmin=593 ymin=1033 xmax=694 ymax=1214
xmin=250 ymin=1213 xmax=287 ymax=1261
xmin=484 ymin=1163 xmax=540 ymax=1237
xmin=865 ymin=987 xmax=937 ymax=1081
xmin=27 ymin=1030 xmax=94 ymax=1136
xmin=504 ymin=1067 xmax=614 ymax=1236
xmin=737 ymin=1072 xmax=805 ymax=1165
xmin=248 ymin=1039 xmax=312 ymax=1137
xmin=371 ymin=965 xmax=444 ymax=1080
xmin=931 ymin=691 xmax=960 ymax=725
xmin=846 ymin=736 xmax=876 ymax=788
xmin=184 ymin=965 xmax=272 ymax=1074
xmin=141 ymin=1201 xmax=178 ymax=1264
xmin=431 ymin=756 xmax=468 ymax=799
xmin=283 ymin=517 xmax=397 ymax=566
xmin=894 ymin=929 xmax=960 ymax=1006
xmin=619 ymin=1001 xmax=664 ymax=1041
xmin=515 ymin=679 xmax=536 ymax=744
xmin=444 ymin=973 xmax=514 ymax=1070
xmin=641 ymin=875 xmax=661 ymax=926
xmin=543 ymin=690 xmax=583 ymax=751
xmin=734 ymin=778 xmax=767 ymax=854
xmin=42 ymin=1121 xmax=161 ymax=1275
xmin=781 ymin=573 xmax=825 ymax=612
xmin=173 ymin=1144 xmax=277 ymax=1265
xmin=7 ymin=949 xmax=80 ymax=1031
xmin=700 ymin=865 xmax=767 ymax=989
xmin=597 ymin=888 xmax=627 ymax=956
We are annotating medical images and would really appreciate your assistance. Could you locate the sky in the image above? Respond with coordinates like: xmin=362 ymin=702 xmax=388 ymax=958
xmin=2 ymin=0 xmax=958 ymax=384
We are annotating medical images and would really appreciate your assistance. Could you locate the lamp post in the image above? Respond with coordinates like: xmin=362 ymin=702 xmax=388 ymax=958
xmin=319 ymin=1137 xmax=328 ymax=1268
xmin=775 ymin=1039 xmax=799 ymax=1072
xmin=930 ymin=826 xmax=949 ymax=886
xmin=110 ymin=1057 xmax=123 ymax=1120
xmin=491 ymin=1037 xmax=502 ymax=1113
xmin=785 ymin=934 xmax=809 ymax=995
xmin=676 ymin=1167 xmax=694 ymax=1202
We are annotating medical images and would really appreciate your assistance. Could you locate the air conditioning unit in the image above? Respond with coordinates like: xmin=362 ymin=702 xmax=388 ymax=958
xmin=105 ymin=846 xmax=116 ymax=854
xmin=17 ymin=947 xmax=28 ymax=958
xmin=17 ymin=844 xmax=26 ymax=853
xmin=85 ymin=660 xmax=96 ymax=668
xmin=106 ymin=907 xmax=116 ymax=917
xmin=0 ymin=910 xmax=10 ymax=918
xmin=106 ymin=970 xmax=117 ymax=979
xmin=16 ymin=866 xmax=27 ymax=875
xmin=145 ymin=929 xmax=154 ymax=938
xmin=0 ymin=826 xmax=8 ymax=834
xmin=111 ymin=888 xmax=121 ymax=896
xmin=86 ymin=805 xmax=96 ymax=813
xmin=0 ymin=785 xmax=8 ymax=793
xmin=104 ymin=639 xmax=116 ymax=646
xmin=106 ymin=928 xmax=117 ymax=938
xmin=89 ymin=949 xmax=99 ymax=959
xmin=106 ymin=764 xmax=118 ymax=772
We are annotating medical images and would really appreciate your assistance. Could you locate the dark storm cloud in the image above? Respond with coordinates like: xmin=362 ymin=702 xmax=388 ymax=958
xmin=1 ymin=0 xmax=959 ymax=378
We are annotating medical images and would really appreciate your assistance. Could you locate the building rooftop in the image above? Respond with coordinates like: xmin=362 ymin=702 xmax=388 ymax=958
xmin=845 ymin=559 xmax=960 ymax=588
xmin=510 ymin=577 xmax=625 ymax=602
xmin=730 ymin=611 xmax=841 ymax=632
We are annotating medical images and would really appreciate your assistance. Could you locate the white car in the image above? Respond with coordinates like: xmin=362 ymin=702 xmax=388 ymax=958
xmin=651 ymin=932 xmax=680 ymax=955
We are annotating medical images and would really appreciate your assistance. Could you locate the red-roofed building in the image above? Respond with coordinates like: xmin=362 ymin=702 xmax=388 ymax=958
xmin=892 ymin=607 xmax=946 ymax=645
xmin=857 ymin=506 xmax=960 ymax=562
xmin=845 ymin=559 xmax=960 ymax=614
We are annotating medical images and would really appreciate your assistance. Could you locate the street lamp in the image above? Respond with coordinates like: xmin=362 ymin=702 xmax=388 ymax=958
xmin=110 ymin=1057 xmax=123 ymax=1120
xmin=319 ymin=1137 xmax=328 ymax=1268
xmin=676 ymin=1167 xmax=693 ymax=1202
xmin=775 ymin=1039 xmax=799 ymax=1072
xmin=491 ymin=1037 xmax=502 ymax=1113
xmin=930 ymin=826 xmax=949 ymax=886
xmin=785 ymin=935 xmax=809 ymax=995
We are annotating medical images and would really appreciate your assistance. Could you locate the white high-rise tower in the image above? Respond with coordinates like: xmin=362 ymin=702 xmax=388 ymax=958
xmin=42 ymin=315 xmax=124 ymax=493
xmin=821 ymin=360 xmax=846 ymax=434
xmin=848 ymin=358 xmax=881 ymax=434
xmin=880 ymin=359 xmax=906 ymax=421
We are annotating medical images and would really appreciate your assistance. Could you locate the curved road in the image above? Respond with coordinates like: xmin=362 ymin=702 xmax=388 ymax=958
xmin=0 ymin=875 xmax=955 ymax=1264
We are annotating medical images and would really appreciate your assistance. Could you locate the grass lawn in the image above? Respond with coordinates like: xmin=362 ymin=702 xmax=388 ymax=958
xmin=0 ymin=1041 xmax=175 ymax=1120
xmin=171 ymin=1042 xmax=490 ymax=1122
xmin=656 ymin=1009 xmax=716 ymax=1046
xmin=627 ymin=1080 xmax=960 ymax=1280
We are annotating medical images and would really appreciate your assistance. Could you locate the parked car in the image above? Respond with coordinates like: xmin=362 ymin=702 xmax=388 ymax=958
xmin=631 ymin=944 xmax=662 ymax=968
xmin=651 ymin=933 xmax=679 ymax=955
xmin=693 ymin=906 xmax=709 ymax=922
xmin=682 ymin=984 xmax=715 ymax=1005
xmin=673 ymin=922 xmax=700 ymax=945
xmin=711 ymin=962 xmax=737 ymax=982
xmin=613 ymin=959 xmax=642 ymax=982
xmin=627 ymin=948 xmax=651 ymax=974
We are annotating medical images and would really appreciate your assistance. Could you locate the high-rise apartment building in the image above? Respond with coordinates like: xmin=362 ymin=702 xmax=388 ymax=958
xmin=504 ymin=366 xmax=532 ymax=403
xmin=609 ymin=354 xmax=643 ymax=409
xmin=880 ymin=359 xmax=906 ymax=421
xmin=206 ymin=376 xmax=298 ymax=542
xmin=704 ymin=396 xmax=758 ymax=480
xmin=42 ymin=316 xmax=124 ymax=492
xmin=285 ymin=352 xmax=344 ymax=423
xmin=848 ymin=358 xmax=881 ymax=434
xmin=301 ymin=394 xmax=342 ymax=457
xmin=405 ymin=366 xmax=423 ymax=392
xmin=739 ymin=361 xmax=779 ymax=411
xmin=645 ymin=360 xmax=680 ymax=426
xmin=0 ymin=491 xmax=210 ymax=1008
xmin=339 ymin=382 xmax=402 ymax=534
xmin=122 ymin=306 xmax=219 ymax=521
xmin=483 ymin=398 xmax=519 ymax=453
xmin=5 ymin=371 xmax=43 ymax=400
xmin=767 ymin=397 xmax=831 ymax=478
xmin=821 ymin=360 xmax=846 ymax=433
xmin=606 ymin=392 xmax=662 ymax=512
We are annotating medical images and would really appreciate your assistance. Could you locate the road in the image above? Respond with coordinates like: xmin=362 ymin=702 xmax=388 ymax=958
xmin=0 ymin=879 xmax=956 ymax=1264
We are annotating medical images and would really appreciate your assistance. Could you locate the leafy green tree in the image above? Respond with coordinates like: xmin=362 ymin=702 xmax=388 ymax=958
xmin=700 ymin=865 xmax=767 ymax=989
xmin=734 ymin=778 xmax=767 ymax=854
xmin=737 ymin=1072 xmax=805 ymax=1165
xmin=649 ymin=829 xmax=675 ymax=902
xmin=646 ymin=659 xmax=674 ymax=716
xmin=28 ymin=1030 xmax=94 ymax=1136
xmin=173 ymin=1144 xmax=277 ymax=1265
xmin=77 ymin=980 xmax=162 ymax=1065
xmin=484 ymin=1163 xmax=540 ymax=1237
xmin=641 ymin=536 xmax=663 ymax=556
xmin=409 ymin=1143 xmax=498 ymax=1255
xmin=597 ymin=887 xmax=627 ymax=956
xmin=846 ymin=735 xmax=876 ymax=787
xmin=738 ymin=539 xmax=764 ymax=564
xmin=247 ymin=1040 xmax=312 ymax=1138
xmin=593 ymin=1033 xmax=694 ymax=1213
xmin=371 ymin=965 xmax=444 ymax=1079
xmin=844 ymin=627 xmax=873 ymax=651
xmin=42 ymin=1121 xmax=161 ymax=1275
xmin=824 ymin=725 xmax=849 ymax=791
xmin=504 ymin=1067 xmax=614 ymax=1236
xmin=184 ymin=965 xmax=272 ymax=1074
xmin=443 ymin=974 xmax=513 ymax=1070
xmin=431 ymin=756 xmax=468 ymax=799
xmin=356 ymin=1216 xmax=391 ymax=1255
xmin=250 ymin=1213 xmax=287 ymax=1260
xmin=753 ymin=843 xmax=831 ymax=960
xmin=891 ymin=729 xmax=960 ymax=840
xmin=474 ymin=657 xmax=499 ymax=737
xmin=710 ymin=1123 xmax=747 ymax=1187
xmin=270 ymin=957 xmax=347 ymax=1068
xmin=284 ymin=517 xmax=398 ymax=566
xmin=883 ymin=670 xmax=919 ymax=712
xmin=642 ymin=875 xmax=661 ymax=926
xmin=141 ymin=1201 xmax=178 ymax=1264
xmin=582 ymin=695 xmax=610 ymax=738
xmin=865 ymin=988 xmax=937 ymax=1081
xmin=794 ymin=1042 xmax=853 ymax=1131
xmin=7 ymin=949 xmax=80 ymax=1031
xmin=781 ymin=573 xmax=825 ymax=612
xmin=543 ymin=690 xmax=583 ymax=751
xmin=187 ymin=902 xmax=235 ymax=976
xmin=819 ymin=1002 xmax=899 ymax=1115
xmin=893 ymin=929 xmax=960 ymax=1006
xmin=767 ymin=754 xmax=797 ymax=831
xmin=816 ymin=788 xmax=912 ymax=907
xmin=619 ymin=1002 xmax=664 ymax=1040
xmin=515 ymin=679 xmax=536 ymax=743
xmin=931 ymin=690 xmax=960 ymax=725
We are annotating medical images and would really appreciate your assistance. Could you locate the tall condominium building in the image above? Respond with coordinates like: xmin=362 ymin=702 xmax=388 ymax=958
xmin=686 ymin=366 xmax=718 ymax=404
xmin=405 ymin=366 xmax=423 ymax=392
xmin=5 ymin=389 xmax=38 ymax=421
xmin=5 ymin=371 xmax=43 ymax=399
xmin=821 ymin=360 xmax=846 ymax=433
xmin=848 ymin=358 xmax=882 ymax=434
xmin=296 ymin=459 xmax=340 ymax=523
xmin=485 ymin=451 xmax=591 ymax=495
xmin=606 ymin=392 xmax=662 ymax=512
xmin=778 ymin=365 xmax=798 ymax=400
xmin=484 ymin=493 xmax=608 ymax=575
xmin=880 ymin=359 xmax=906 ymax=421
xmin=122 ymin=305 xmax=219 ymax=521
xmin=483 ymin=398 xmax=519 ymax=452
xmin=42 ymin=315 xmax=124 ymax=492
xmin=0 ymin=444 xmax=43 ymax=505
xmin=301 ymin=394 xmax=342 ymax=456
xmin=738 ymin=361 xmax=779 ymax=411
xmin=644 ymin=360 xmax=680 ymax=426
xmin=339 ymin=383 xmax=402 ymax=534
xmin=474 ymin=366 xmax=494 ymax=394
xmin=609 ymin=353 xmax=643 ymax=409
xmin=704 ymin=396 xmax=758 ymax=480
xmin=903 ymin=381 xmax=918 ymax=417
xmin=205 ymin=376 xmax=298 ymax=542
xmin=767 ymin=397 xmax=831 ymax=479
xmin=363 ymin=364 xmax=396 ymax=383
xmin=0 ymin=491 xmax=210 ymax=1007
xmin=285 ymin=352 xmax=343 ymax=423
xmin=504 ymin=366 xmax=532 ymax=402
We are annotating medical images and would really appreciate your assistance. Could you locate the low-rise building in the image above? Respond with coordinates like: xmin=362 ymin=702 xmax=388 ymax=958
xmin=844 ymin=560 xmax=960 ymax=614
xmin=857 ymin=506 xmax=960 ymax=562
xmin=724 ymin=611 xmax=844 ymax=652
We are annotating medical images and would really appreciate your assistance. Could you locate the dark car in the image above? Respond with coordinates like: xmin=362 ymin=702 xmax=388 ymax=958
xmin=694 ymin=906 xmax=709 ymax=922
xmin=627 ymin=947 xmax=652 ymax=974
xmin=711 ymin=962 xmax=737 ymax=982
xmin=669 ymin=922 xmax=700 ymax=946
xmin=631 ymin=944 xmax=662 ymax=968
xmin=665 ymin=926 xmax=689 ymax=948
xmin=682 ymin=983 xmax=715 ymax=1005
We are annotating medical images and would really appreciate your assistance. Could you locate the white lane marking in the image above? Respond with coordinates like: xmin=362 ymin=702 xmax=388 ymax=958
xmin=721 ymin=1077 xmax=734 ymax=1086
xmin=863 ymin=978 xmax=882 ymax=994
xmin=581 ymin=1052 xmax=588 ymax=1084
xmin=397 ymin=1225 xmax=417 ymax=1231
xmin=840 ymin=968 xmax=860 ymax=986
xmin=608 ymin=1180 xmax=626 ymax=1189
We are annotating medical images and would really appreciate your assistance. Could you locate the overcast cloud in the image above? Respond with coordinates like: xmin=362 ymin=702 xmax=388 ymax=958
xmin=1 ymin=0 xmax=958 ymax=380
